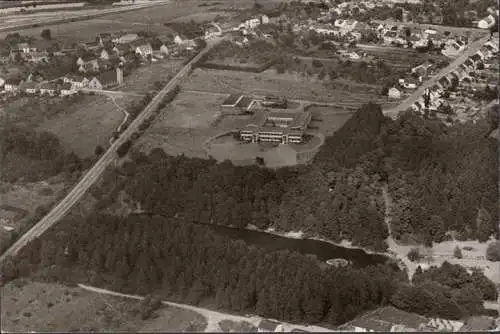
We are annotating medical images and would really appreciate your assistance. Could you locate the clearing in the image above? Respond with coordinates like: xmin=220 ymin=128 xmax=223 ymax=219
xmin=137 ymin=91 xmax=328 ymax=167
xmin=120 ymin=59 xmax=184 ymax=94
xmin=37 ymin=95 xmax=129 ymax=159
xmin=184 ymin=67 xmax=388 ymax=108
xmin=305 ymin=105 xmax=354 ymax=136
xmin=1 ymin=279 xmax=207 ymax=333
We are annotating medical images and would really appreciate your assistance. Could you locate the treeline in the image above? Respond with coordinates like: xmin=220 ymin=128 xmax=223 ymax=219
xmin=0 ymin=125 xmax=88 ymax=182
xmin=5 ymin=214 xmax=405 ymax=326
xmin=391 ymin=261 xmax=497 ymax=319
xmin=313 ymin=105 xmax=498 ymax=245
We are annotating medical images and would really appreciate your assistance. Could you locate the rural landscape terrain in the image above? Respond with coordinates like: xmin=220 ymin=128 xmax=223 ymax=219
xmin=1 ymin=0 xmax=499 ymax=333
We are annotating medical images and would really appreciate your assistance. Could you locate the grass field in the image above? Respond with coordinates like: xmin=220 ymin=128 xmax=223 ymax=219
xmin=121 ymin=59 xmax=184 ymax=94
xmin=1 ymin=280 xmax=207 ymax=333
xmin=184 ymin=68 xmax=387 ymax=108
xmin=136 ymin=91 xmax=227 ymax=158
xmin=137 ymin=91 xmax=331 ymax=167
xmin=306 ymin=105 xmax=355 ymax=136
xmin=37 ymin=95 xmax=128 ymax=158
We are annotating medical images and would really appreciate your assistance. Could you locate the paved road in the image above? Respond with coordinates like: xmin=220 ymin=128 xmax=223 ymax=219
xmin=81 ymin=88 xmax=145 ymax=98
xmin=383 ymin=35 xmax=491 ymax=119
xmin=0 ymin=40 xmax=221 ymax=263
xmin=0 ymin=1 xmax=170 ymax=33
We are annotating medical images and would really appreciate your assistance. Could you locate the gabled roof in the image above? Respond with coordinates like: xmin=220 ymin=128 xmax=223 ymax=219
xmin=343 ymin=306 xmax=428 ymax=332
xmin=61 ymin=82 xmax=73 ymax=90
xmin=5 ymin=78 xmax=22 ymax=85
xmin=39 ymin=82 xmax=57 ymax=90
xmin=222 ymin=93 xmax=243 ymax=106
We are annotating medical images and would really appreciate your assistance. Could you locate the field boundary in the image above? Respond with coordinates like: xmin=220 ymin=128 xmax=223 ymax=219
xmin=197 ymin=59 xmax=277 ymax=73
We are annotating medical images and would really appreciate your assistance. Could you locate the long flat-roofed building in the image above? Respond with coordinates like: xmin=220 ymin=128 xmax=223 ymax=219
xmin=240 ymin=109 xmax=312 ymax=144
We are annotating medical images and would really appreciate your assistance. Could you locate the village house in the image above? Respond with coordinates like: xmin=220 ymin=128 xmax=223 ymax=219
xmin=39 ymin=82 xmax=58 ymax=96
xmin=83 ymin=40 xmax=101 ymax=51
xmin=77 ymin=56 xmax=100 ymax=73
xmin=60 ymin=82 xmax=77 ymax=96
xmin=152 ymin=43 xmax=169 ymax=59
xmin=20 ymin=81 xmax=38 ymax=94
xmin=87 ymin=68 xmax=123 ymax=90
xmin=113 ymin=44 xmax=131 ymax=56
xmin=113 ymin=33 xmax=139 ymax=44
xmin=388 ymin=87 xmax=401 ymax=99
xmin=4 ymin=78 xmax=22 ymax=92
xmin=477 ymin=14 xmax=496 ymax=29
xmin=0 ymin=77 xmax=5 ymax=89
xmin=423 ymin=318 xmax=464 ymax=332
xmin=64 ymin=74 xmax=89 ymax=89
xmin=100 ymin=49 xmax=110 ymax=60
xmin=98 ymin=58 xmax=113 ymax=71
xmin=135 ymin=42 xmax=153 ymax=58
xmin=338 ymin=306 xmax=429 ymax=332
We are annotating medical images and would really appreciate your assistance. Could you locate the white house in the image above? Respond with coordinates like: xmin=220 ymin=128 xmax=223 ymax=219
xmin=477 ymin=15 xmax=496 ymax=29
xmin=388 ymin=87 xmax=401 ymax=99
xmin=135 ymin=43 xmax=153 ymax=58
xmin=64 ymin=75 xmax=89 ymax=89
xmin=4 ymin=78 xmax=22 ymax=92
xmin=20 ymin=81 xmax=38 ymax=94
xmin=113 ymin=33 xmax=139 ymax=44
xmin=0 ymin=77 xmax=5 ymax=88
xmin=348 ymin=52 xmax=361 ymax=60
xmin=100 ymin=49 xmax=110 ymax=60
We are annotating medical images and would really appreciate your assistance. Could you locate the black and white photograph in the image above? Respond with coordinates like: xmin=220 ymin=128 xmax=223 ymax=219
xmin=0 ymin=0 xmax=499 ymax=332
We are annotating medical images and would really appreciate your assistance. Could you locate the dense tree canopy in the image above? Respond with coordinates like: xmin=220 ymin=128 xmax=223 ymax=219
xmin=11 ymin=214 xmax=405 ymax=326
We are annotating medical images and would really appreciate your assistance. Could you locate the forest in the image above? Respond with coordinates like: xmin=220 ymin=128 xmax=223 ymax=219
xmin=391 ymin=261 xmax=498 ymax=319
xmin=5 ymin=214 xmax=405 ymax=326
xmin=3 ymin=214 xmax=495 ymax=326
xmin=81 ymin=102 xmax=498 ymax=250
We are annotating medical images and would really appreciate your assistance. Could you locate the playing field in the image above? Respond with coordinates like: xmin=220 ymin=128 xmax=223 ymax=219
xmin=37 ymin=95 xmax=129 ymax=158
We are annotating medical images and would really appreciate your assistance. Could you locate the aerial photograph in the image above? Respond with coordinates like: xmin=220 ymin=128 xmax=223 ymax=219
xmin=0 ymin=0 xmax=499 ymax=332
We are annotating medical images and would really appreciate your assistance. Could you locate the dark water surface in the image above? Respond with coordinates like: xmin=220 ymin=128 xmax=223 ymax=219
xmin=132 ymin=213 xmax=392 ymax=268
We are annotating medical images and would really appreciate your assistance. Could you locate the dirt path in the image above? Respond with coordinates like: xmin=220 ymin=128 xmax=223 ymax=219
xmin=381 ymin=184 xmax=499 ymax=283
xmin=77 ymin=284 xmax=334 ymax=332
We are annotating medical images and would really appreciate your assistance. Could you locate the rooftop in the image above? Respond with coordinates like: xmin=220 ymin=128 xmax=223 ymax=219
xmin=222 ymin=93 xmax=243 ymax=106
xmin=341 ymin=306 xmax=428 ymax=332
xmin=258 ymin=319 xmax=280 ymax=331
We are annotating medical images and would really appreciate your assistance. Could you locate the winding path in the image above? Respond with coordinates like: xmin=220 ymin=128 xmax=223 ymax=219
xmin=77 ymin=283 xmax=334 ymax=332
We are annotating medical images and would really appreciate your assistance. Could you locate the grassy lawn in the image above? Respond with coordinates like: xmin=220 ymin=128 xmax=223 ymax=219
xmin=121 ymin=59 xmax=184 ymax=94
xmin=306 ymin=105 xmax=355 ymax=137
xmin=36 ymin=95 xmax=127 ymax=159
xmin=1 ymin=279 xmax=207 ymax=333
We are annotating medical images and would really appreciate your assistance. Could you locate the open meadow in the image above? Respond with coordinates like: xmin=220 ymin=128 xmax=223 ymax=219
xmin=37 ymin=95 xmax=131 ymax=159
xmin=184 ymin=68 xmax=389 ymax=108
xmin=1 ymin=280 xmax=207 ymax=333
xmin=121 ymin=59 xmax=184 ymax=94
xmin=136 ymin=90 xmax=333 ymax=167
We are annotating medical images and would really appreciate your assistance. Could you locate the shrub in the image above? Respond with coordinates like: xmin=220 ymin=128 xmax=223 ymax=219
xmin=453 ymin=246 xmax=463 ymax=259
xmin=486 ymin=241 xmax=500 ymax=262
xmin=407 ymin=248 xmax=421 ymax=262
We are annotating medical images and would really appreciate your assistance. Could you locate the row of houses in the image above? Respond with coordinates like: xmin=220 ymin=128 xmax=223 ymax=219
xmin=337 ymin=306 xmax=497 ymax=332
xmin=412 ymin=39 xmax=499 ymax=113
xmin=1 ymin=67 xmax=123 ymax=96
